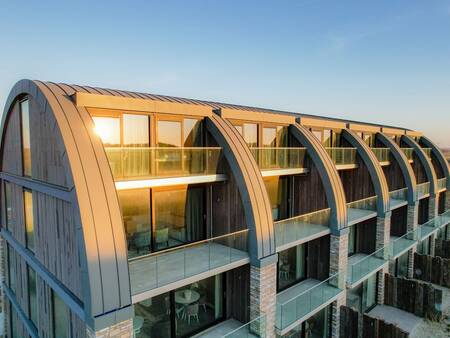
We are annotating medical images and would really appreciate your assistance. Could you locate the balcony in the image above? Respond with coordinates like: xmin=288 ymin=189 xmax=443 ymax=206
xmin=371 ymin=148 xmax=390 ymax=166
xmin=250 ymin=147 xmax=307 ymax=177
xmin=422 ymin=148 xmax=432 ymax=159
xmin=440 ymin=210 xmax=450 ymax=228
xmin=389 ymin=230 xmax=417 ymax=259
xmin=276 ymin=273 xmax=343 ymax=335
xmin=347 ymin=196 xmax=378 ymax=226
xmin=389 ymin=188 xmax=408 ymax=210
xmin=219 ymin=315 xmax=266 ymax=338
xmin=416 ymin=182 xmax=430 ymax=200
xmin=401 ymin=148 xmax=414 ymax=163
xmin=325 ymin=147 xmax=357 ymax=170
xmin=128 ymin=230 xmax=249 ymax=300
xmin=347 ymin=247 xmax=387 ymax=287
xmin=274 ymin=208 xmax=331 ymax=252
xmin=104 ymin=147 xmax=225 ymax=188
xmin=417 ymin=220 xmax=439 ymax=242
xmin=437 ymin=177 xmax=447 ymax=192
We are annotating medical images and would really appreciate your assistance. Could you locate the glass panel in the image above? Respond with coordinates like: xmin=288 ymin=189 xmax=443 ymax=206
xmin=24 ymin=190 xmax=34 ymax=253
xmin=5 ymin=181 xmax=13 ymax=230
xmin=322 ymin=129 xmax=331 ymax=147
xmin=234 ymin=124 xmax=243 ymax=135
xmin=332 ymin=131 xmax=341 ymax=147
xmin=174 ymin=275 xmax=224 ymax=338
xmin=7 ymin=244 xmax=16 ymax=293
xmin=118 ymin=189 xmax=151 ymax=258
xmin=28 ymin=266 xmax=38 ymax=326
xmin=93 ymin=116 xmax=121 ymax=146
xmin=263 ymin=127 xmax=277 ymax=147
xmin=153 ymin=187 xmax=205 ymax=251
xmin=262 ymin=127 xmax=277 ymax=168
xmin=277 ymin=126 xmax=288 ymax=147
xmin=278 ymin=244 xmax=306 ymax=291
xmin=348 ymin=225 xmax=356 ymax=256
xmin=123 ymin=114 xmax=149 ymax=146
xmin=264 ymin=177 xmax=289 ymax=221
xmin=158 ymin=120 xmax=181 ymax=147
xmin=347 ymin=282 xmax=362 ymax=312
xmin=364 ymin=134 xmax=373 ymax=147
xmin=53 ymin=292 xmax=69 ymax=338
xmin=184 ymin=119 xmax=203 ymax=147
xmin=304 ymin=305 xmax=330 ymax=338
xmin=134 ymin=292 xmax=172 ymax=338
xmin=396 ymin=251 xmax=409 ymax=278
xmin=243 ymin=123 xmax=257 ymax=148
xmin=362 ymin=274 xmax=377 ymax=311
xmin=21 ymin=99 xmax=32 ymax=177
xmin=311 ymin=129 xmax=322 ymax=142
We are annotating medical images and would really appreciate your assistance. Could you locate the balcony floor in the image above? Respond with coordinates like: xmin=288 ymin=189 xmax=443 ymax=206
xmin=389 ymin=236 xmax=416 ymax=259
xmin=390 ymin=198 xmax=408 ymax=211
xmin=276 ymin=278 xmax=342 ymax=334
xmin=193 ymin=318 xmax=260 ymax=338
xmin=275 ymin=221 xmax=330 ymax=252
xmin=347 ymin=208 xmax=377 ymax=226
xmin=130 ymin=243 xmax=249 ymax=297
xmin=347 ymin=253 xmax=387 ymax=287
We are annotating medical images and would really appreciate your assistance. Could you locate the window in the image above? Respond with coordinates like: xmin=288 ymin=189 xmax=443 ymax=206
xmin=323 ymin=129 xmax=332 ymax=147
xmin=53 ymin=291 xmax=69 ymax=338
xmin=93 ymin=116 xmax=121 ymax=146
xmin=311 ymin=129 xmax=322 ymax=142
xmin=348 ymin=225 xmax=356 ymax=256
xmin=4 ymin=181 xmax=13 ymax=230
xmin=278 ymin=243 xmax=307 ymax=291
xmin=28 ymin=266 xmax=38 ymax=327
xmin=243 ymin=123 xmax=257 ymax=148
xmin=7 ymin=244 xmax=16 ymax=293
xmin=264 ymin=177 xmax=289 ymax=221
xmin=20 ymin=99 xmax=32 ymax=177
xmin=347 ymin=274 xmax=378 ymax=313
xmin=24 ymin=189 xmax=35 ymax=253
xmin=183 ymin=118 xmax=203 ymax=147
xmin=157 ymin=120 xmax=182 ymax=147
xmin=417 ymin=237 xmax=431 ymax=255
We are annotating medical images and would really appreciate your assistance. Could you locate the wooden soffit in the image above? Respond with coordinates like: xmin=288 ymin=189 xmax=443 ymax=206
xmin=298 ymin=116 xmax=346 ymax=130
xmin=381 ymin=127 xmax=405 ymax=135
xmin=405 ymin=130 xmax=423 ymax=137
xmin=218 ymin=108 xmax=295 ymax=125
xmin=347 ymin=123 xmax=381 ymax=133
xmin=73 ymin=92 xmax=213 ymax=117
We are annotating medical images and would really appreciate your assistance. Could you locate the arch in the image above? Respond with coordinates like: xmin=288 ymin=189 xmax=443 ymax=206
xmin=376 ymin=133 xmax=417 ymax=204
xmin=342 ymin=129 xmax=390 ymax=215
xmin=419 ymin=136 xmax=450 ymax=189
xmin=290 ymin=123 xmax=347 ymax=233
xmin=205 ymin=113 xmax=275 ymax=262
xmin=402 ymin=135 xmax=438 ymax=195
xmin=1 ymin=80 xmax=131 ymax=327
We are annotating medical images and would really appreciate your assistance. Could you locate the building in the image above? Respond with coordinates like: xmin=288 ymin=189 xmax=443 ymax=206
xmin=0 ymin=79 xmax=448 ymax=338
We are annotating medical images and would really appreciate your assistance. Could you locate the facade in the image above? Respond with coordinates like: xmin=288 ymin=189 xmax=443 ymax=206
xmin=0 ymin=79 xmax=449 ymax=338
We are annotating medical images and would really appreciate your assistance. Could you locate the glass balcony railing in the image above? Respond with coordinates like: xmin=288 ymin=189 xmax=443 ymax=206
xmin=347 ymin=196 xmax=378 ymax=225
xmin=128 ymin=229 xmax=249 ymax=295
xmin=276 ymin=273 xmax=342 ymax=331
xmin=389 ymin=229 xmax=417 ymax=258
xmin=223 ymin=315 xmax=266 ymax=338
xmin=416 ymin=182 xmax=430 ymax=199
xmin=401 ymin=148 xmax=414 ymax=162
xmin=437 ymin=177 xmax=447 ymax=191
xmin=371 ymin=148 xmax=390 ymax=163
xmin=347 ymin=196 xmax=378 ymax=210
xmin=422 ymin=148 xmax=432 ymax=158
xmin=104 ymin=147 xmax=222 ymax=180
xmin=249 ymin=147 xmax=306 ymax=172
xmin=439 ymin=210 xmax=450 ymax=227
xmin=389 ymin=188 xmax=408 ymax=201
xmin=347 ymin=247 xmax=387 ymax=285
xmin=417 ymin=222 xmax=437 ymax=241
xmin=325 ymin=147 xmax=357 ymax=167
xmin=274 ymin=208 xmax=331 ymax=249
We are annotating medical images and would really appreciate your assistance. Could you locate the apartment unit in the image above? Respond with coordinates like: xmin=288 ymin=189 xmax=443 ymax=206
xmin=0 ymin=79 xmax=449 ymax=338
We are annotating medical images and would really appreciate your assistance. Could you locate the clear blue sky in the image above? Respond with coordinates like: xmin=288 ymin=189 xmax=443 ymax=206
xmin=1 ymin=0 xmax=449 ymax=146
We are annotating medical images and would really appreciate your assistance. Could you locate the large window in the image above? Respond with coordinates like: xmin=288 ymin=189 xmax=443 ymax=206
xmin=4 ymin=181 xmax=13 ymax=230
xmin=287 ymin=305 xmax=331 ymax=338
xmin=24 ymin=189 xmax=35 ymax=253
xmin=157 ymin=120 xmax=182 ymax=147
xmin=417 ymin=237 xmax=431 ymax=255
xmin=278 ymin=243 xmax=307 ymax=292
xmin=347 ymin=274 xmax=377 ymax=313
xmin=264 ymin=177 xmax=289 ymax=221
xmin=242 ymin=123 xmax=258 ymax=148
xmin=20 ymin=99 xmax=32 ymax=177
xmin=53 ymin=291 xmax=69 ymax=338
xmin=348 ymin=225 xmax=356 ymax=256
xmin=134 ymin=274 xmax=225 ymax=338
xmin=390 ymin=251 xmax=409 ymax=278
xmin=93 ymin=116 xmax=121 ymax=146
xmin=28 ymin=266 xmax=38 ymax=327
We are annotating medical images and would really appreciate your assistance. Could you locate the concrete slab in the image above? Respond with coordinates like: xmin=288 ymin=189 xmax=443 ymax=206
xmin=368 ymin=305 xmax=422 ymax=334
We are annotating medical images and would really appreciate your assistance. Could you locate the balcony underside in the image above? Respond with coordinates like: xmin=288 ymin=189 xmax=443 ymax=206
xmin=347 ymin=253 xmax=387 ymax=288
xmin=276 ymin=278 xmax=342 ymax=335
xmin=115 ymin=174 xmax=227 ymax=190
xmin=275 ymin=222 xmax=330 ymax=252
xmin=379 ymin=161 xmax=390 ymax=166
xmin=260 ymin=168 xmax=308 ymax=178
xmin=417 ymin=193 xmax=430 ymax=200
xmin=347 ymin=208 xmax=377 ymax=226
xmin=335 ymin=164 xmax=358 ymax=170
xmin=130 ymin=243 xmax=249 ymax=302
xmin=194 ymin=319 xmax=258 ymax=338
xmin=389 ymin=198 xmax=408 ymax=211
xmin=389 ymin=236 xmax=416 ymax=259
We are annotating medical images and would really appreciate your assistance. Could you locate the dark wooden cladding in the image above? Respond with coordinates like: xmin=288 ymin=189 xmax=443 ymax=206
xmin=29 ymin=97 xmax=73 ymax=188
xmin=2 ymin=182 xmax=26 ymax=245
xmin=418 ymin=198 xmax=429 ymax=224
xmin=34 ymin=191 xmax=83 ymax=300
xmin=292 ymin=155 xmax=328 ymax=215
xmin=307 ymin=235 xmax=330 ymax=280
xmin=5 ymin=298 xmax=32 ymax=338
xmin=1 ymin=100 xmax=23 ymax=176
xmin=339 ymin=155 xmax=375 ymax=203
xmin=382 ymin=155 xmax=406 ymax=191
xmin=226 ymin=265 xmax=250 ymax=323
xmin=430 ymin=154 xmax=444 ymax=178
xmin=6 ymin=246 xmax=30 ymax=320
xmin=355 ymin=218 xmax=377 ymax=254
xmin=439 ymin=192 xmax=446 ymax=214
xmin=410 ymin=152 xmax=428 ymax=184
xmin=390 ymin=206 xmax=407 ymax=236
